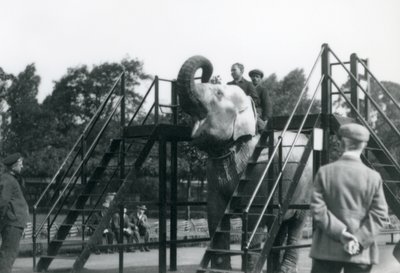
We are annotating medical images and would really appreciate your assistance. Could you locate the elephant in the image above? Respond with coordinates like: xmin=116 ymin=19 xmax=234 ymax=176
xmin=176 ymin=56 xmax=313 ymax=273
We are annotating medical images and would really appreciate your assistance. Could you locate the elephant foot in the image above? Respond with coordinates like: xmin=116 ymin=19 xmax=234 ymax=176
xmin=211 ymin=256 xmax=231 ymax=271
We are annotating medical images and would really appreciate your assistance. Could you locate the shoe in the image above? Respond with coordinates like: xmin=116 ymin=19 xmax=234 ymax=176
xmin=107 ymin=249 xmax=114 ymax=254
xmin=140 ymin=247 xmax=144 ymax=252
xmin=144 ymin=247 xmax=150 ymax=252
xmin=95 ymin=249 xmax=101 ymax=255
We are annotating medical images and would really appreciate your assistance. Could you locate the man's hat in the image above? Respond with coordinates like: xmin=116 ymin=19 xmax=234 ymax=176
xmin=137 ymin=205 xmax=147 ymax=210
xmin=338 ymin=123 xmax=370 ymax=142
xmin=249 ymin=69 xmax=264 ymax=78
xmin=3 ymin=153 xmax=22 ymax=166
xmin=102 ymin=201 xmax=110 ymax=208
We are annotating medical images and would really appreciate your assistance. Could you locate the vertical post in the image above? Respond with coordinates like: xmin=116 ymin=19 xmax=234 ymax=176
xmin=364 ymin=59 xmax=370 ymax=122
xmin=278 ymin=141 xmax=283 ymax=207
xmin=170 ymin=140 xmax=178 ymax=271
xmin=32 ymin=207 xmax=37 ymax=270
xmin=155 ymin=76 xmax=159 ymax=124
xmin=321 ymin=43 xmax=331 ymax=166
xmin=119 ymin=73 xmax=126 ymax=273
xmin=119 ymin=205 xmax=124 ymax=273
xmin=81 ymin=136 xmax=87 ymax=249
xmin=120 ymin=73 xmax=126 ymax=186
xmin=241 ymin=212 xmax=248 ymax=272
xmin=350 ymin=53 xmax=359 ymax=117
xmin=171 ymin=81 xmax=178 ymax=125
xmin=159 ymin=137 xmax=167 ymax=273
xmin=266 ymin=121 xmax=275 ymax=273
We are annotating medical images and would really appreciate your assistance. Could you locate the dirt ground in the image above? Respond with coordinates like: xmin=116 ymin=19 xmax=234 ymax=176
xmin=12 ymin=239 xmax=400 ymax=273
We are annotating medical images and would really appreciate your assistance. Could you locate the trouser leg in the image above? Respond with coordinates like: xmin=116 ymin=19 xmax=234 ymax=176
xmin=311 ymin=259 xmax=342 ymax=273
xmin=344 ymin=262 xmax=372 ymax=273
xmin=0 ymin=225 xmax=24 ymax=273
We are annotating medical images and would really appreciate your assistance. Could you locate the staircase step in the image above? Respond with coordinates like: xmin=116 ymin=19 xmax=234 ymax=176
xmin=215 ymin=229 xmax=266 ymax=236
xmin=39 ymin=254 xmax=77 ymax=260
xmin=197 ymin=267 xmax=244 ymax=273
xmin=206 ymin=248 xmax=260 ymax=256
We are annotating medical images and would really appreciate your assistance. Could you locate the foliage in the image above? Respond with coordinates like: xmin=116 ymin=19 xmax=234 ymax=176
xmin=262 ymin=69 xmax=320 ymax=117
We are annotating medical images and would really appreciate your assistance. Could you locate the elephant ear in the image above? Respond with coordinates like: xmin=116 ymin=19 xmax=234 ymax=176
xmin=233 ymin=96 xmax=257 ymax=140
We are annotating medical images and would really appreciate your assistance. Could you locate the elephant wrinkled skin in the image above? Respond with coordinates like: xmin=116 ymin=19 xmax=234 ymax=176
xmin=176 ymin=56 xmax=313 ymax=273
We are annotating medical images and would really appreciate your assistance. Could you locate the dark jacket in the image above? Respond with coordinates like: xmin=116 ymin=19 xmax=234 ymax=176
xmin=255 ymin=84 xmax=272 ymax=120
xmin=310 ymin=154 xmax=388 ymax=264
xmin=227 ymin=78 xmax=260 ymax=106
xmin=130 ymin=212 xmax=149 ymax=236
xmin=0 ymin=172 xmax=29 ymax=228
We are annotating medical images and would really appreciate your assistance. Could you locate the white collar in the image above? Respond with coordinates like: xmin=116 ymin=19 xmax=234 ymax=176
xmin=342 ymin=151 xmax=361 ymax=158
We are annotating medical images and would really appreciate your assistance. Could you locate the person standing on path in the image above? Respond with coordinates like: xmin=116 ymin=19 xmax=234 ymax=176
xmin=0 ymin=153 xmax=29 ymax=273
xmin=309 ymin=123 xmax=389 ymax=273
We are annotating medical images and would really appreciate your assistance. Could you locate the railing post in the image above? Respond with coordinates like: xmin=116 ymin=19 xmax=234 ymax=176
xmin=169 ymin=140 xmax=178 ymax=271
xmin=33 ymin=206 xmax=37 ymax=271
xmin=278 ymin=141 xmax=283 ymax=207
xmin=241 ymin=212 xmax=248 ymax=273
xmin=118 ymin=204 xmax=124 ymax=273
xmin=350 ymin=53 xmax=359 ymax=117
xmin=171 ymin=81 xmax=178 ymax=125
xmin=321 ymin=43 xmax=331 ymax=166
xmin=364 ymin=58 xmax=370 ymax=122
xmin=155 ymin=76 xmax=159 ymax=124
xmin=159 ymin=137 xmax=167 ymax=273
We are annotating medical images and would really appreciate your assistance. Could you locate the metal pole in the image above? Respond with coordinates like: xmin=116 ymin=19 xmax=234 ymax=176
xmin=119 ymin=205 xmax=124 ymax=273
xmin=350 ymin=53 xmax=359 ymax=117
xmin=159 ymin=137 xmax=167 ymax=273
xmin=32 ymin=206 xmax=37 ymax=270
xmin=155 ymin=76 xmax=159 ymax=124
xmin=321 ymin=43 xmax=331 ymax=166
xmin=266 ymin=123 xmax=275 ymax=273
xmin=364 ymin=58 xmax=370 ymax=122
xmin=170 ymin=140 xmax=178 ymax=271
xmin=81 ymin=135 xmax=87 ymax=250
xmin=171 ymin=81 xmax=178 ymax=125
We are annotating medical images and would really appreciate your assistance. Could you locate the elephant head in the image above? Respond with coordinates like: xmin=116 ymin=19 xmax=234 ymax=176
xmin=177 ymin=56 xmax=257 ymax=155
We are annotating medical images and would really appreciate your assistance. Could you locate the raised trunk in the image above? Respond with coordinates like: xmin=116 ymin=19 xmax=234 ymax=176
xmin=176 ymin=55 xmax=213 ymax=120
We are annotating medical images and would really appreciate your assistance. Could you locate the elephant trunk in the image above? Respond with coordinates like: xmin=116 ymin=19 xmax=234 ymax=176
xmin=176 ymin=55 xmax=213 ymax=120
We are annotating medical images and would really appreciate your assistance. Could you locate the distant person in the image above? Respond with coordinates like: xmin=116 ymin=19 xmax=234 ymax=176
xmin=227 ymin=63 xmax=260 ymax=106
xmin=112 ymin=207 xmax=136 ymax=252
xmin=88 ymin=201 xmax=115 ymax=254
xmin=130 ymin=205 xmax=150 ymax=252
xmin=310 ymin=123 xmax=389 ymax=273
xmin=249 ymin=69 xmax=272 ymax=122
xmin=0 ymin=153 xmax=29 ymax=273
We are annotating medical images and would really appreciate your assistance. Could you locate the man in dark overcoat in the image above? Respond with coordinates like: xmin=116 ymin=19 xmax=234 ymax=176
xmin=310 ymin=123 xmax=389 ymax=273
xmin=0 ymin=153 xmax=29 ymax=273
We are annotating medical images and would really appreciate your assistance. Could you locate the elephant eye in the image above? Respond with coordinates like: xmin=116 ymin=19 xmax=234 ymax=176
xmin=216 ymin=90 xmax=224 ymax=97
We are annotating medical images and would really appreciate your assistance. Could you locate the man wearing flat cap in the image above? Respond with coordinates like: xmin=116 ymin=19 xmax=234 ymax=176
xmin=309 ymin=123 xmax=388 ymax=273
xmin=249 ymin=69 xmax=273 ymax=130
xmin=129 ymin=205 xmax=150 ymax=251
xmin=0 ymin=153 xmax=29 ymax=273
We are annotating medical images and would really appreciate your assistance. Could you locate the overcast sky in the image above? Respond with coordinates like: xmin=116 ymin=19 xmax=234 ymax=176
xmin=1 ymin=0 xmax=399 ymax=102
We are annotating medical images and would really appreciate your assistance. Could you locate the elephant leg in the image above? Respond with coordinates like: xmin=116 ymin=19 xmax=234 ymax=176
xmin=270 ymin=221 xmax=288 ymax=273
xmin=208 ymin=192 xmax=231 ymax=269
xmin=278 ymin=210 xmax=307 ymax=273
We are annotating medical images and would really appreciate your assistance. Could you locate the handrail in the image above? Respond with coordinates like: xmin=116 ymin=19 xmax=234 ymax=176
xmin=244 ymin=46 xmax=324 ymax=213
xmin=34 ymin=73 xmax=124 ymax=209
xmin=127 ymin=78 xmax=156 ymax=127
xmin=245 ymin=75 xmax=323 ymax=248
xmin=34 ymin=96 xmax=123 ymax=238
xmin=328 ymin=48 xmax=400 ymax=137
xmin=356 ymin=56 xmax=400 ymax=113
xmin=329 ymin=75 xmax=400 ymax=172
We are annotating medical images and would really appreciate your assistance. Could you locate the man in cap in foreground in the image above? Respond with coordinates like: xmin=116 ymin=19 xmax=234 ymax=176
xmin=249 ymin=68 xmax=273 ymax=131
xmin=130 ymin=205 xmax=150 ymax=252
xmin=0 ymin=153 xmax=29 ymax=273
xmin=309 ymin=123 xmax=389 ymax=273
